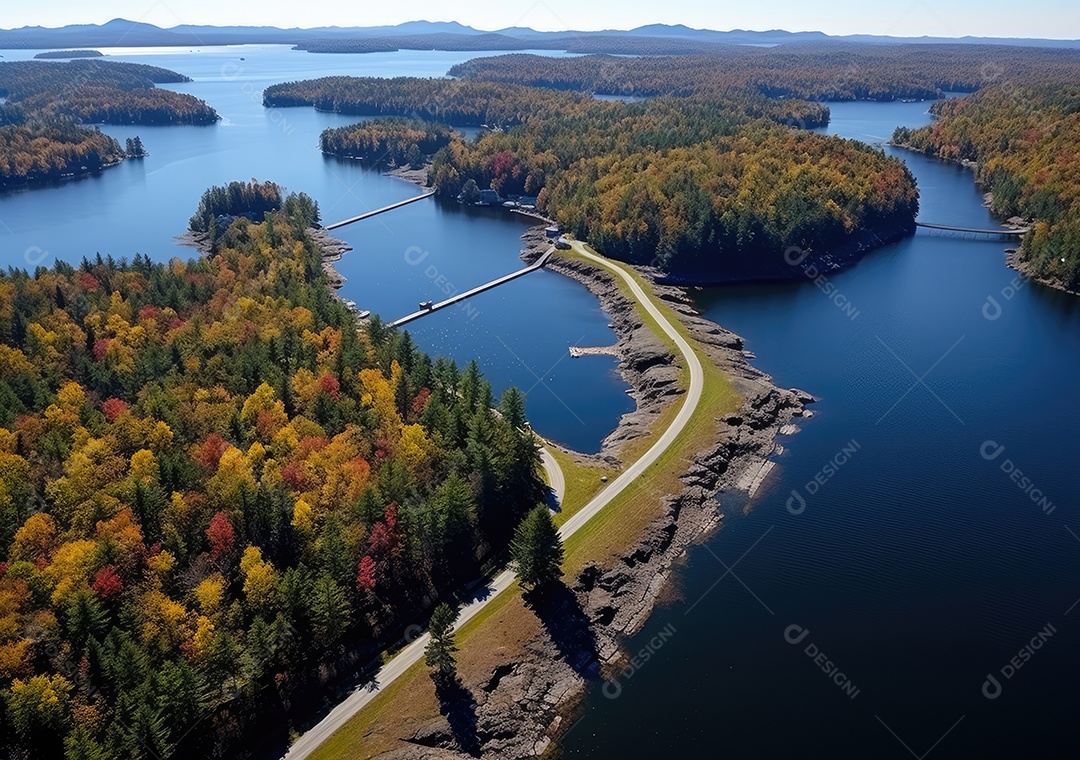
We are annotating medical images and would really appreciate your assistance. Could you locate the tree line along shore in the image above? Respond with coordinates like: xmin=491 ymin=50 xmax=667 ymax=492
xmin=0 ymin=59 xmax=219 ymax=188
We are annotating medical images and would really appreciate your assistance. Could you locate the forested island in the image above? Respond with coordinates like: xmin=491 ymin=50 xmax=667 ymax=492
xmin=0 ymin=118 xmax=127 ymax=188
xmin=263 ymin=77 xmax=595 ymax=127
xmin=186 ymin=179 xmax=321 ymax=246
xmin=447 ymin=43 xmax=1080 ymax=100
xmin=0 ymin=60 xmax=219 ymax=125
xmin=893 ymin=84 xmax=1080 ymax=292
xmin=319 ymin=119 xmax=456 ymax=168
xmin=0 ymin=183 xmax=545 ymax=758
xmin=0 ymin=60 xmax=219 ymax=187
xmin=287 ymin=75 xmax=912 ymax=281
xmin=32 ymin=50 xmax=104 ymax=60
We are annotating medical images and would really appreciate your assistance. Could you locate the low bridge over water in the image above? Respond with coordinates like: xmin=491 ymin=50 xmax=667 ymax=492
xmin=915 ymin=221 xmax=1028 ymax=240
xmin=325 ymin=191 xmax=435 ymax=230
xmin=390 ymin=248 xmax=554 ymax=328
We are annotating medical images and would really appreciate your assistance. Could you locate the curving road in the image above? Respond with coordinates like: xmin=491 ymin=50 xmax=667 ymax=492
xmin=539 ymin=446 xmax=566 ymax=510
xmin=283 ymin=241 xmax=704 ymax=760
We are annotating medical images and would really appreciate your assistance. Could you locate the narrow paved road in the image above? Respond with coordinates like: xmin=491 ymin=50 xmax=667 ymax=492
xmin=539 ymin=446 xmax=566 ymax=510
xmin=283 ymin=242 xmax=704 ymax=760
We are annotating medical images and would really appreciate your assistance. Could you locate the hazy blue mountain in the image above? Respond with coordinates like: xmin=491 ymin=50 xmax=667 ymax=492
xmin=0 ymin=18 xmax=1075 ymax=50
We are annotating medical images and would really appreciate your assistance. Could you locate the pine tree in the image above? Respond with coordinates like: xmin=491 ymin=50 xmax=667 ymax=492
xmin=499 ymin=386 xmax=527 ymax=430
xmin=425 ymin=603 xmax=458 ymax=682
xmin=510 ymin=506 xmax=563 ymax=590
xmin=64 ymin=725 xmax=109 ymax=760
xmin=407 ymin=142 xmax=424 ymax=169
xmin=309 ymin=574 xmax=352 ymax=647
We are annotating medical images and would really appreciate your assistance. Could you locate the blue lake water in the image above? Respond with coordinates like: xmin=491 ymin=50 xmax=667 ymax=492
xmin=559 ymin=100 xmax=1080 ymax=758
xmin=0 ymin=45 xmax=630 ymax=454
xmin=4 ymin=46 xmax=1078 ymax=756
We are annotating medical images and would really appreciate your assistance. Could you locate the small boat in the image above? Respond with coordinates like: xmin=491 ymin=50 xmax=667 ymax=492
xmin=357 ymin=310 xmax=371 ymax=319
xmin=419 ymin=300 xmax=434 ymax=310
xmin=1004 ymin=248 xmax=1018 ymax=254
xmin=344 ymin=299 xmax=357 ymax=308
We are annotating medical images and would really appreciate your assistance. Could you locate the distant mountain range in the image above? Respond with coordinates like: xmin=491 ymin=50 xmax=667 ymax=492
xmin=0 ymin=18 xmax=1076 ymax=51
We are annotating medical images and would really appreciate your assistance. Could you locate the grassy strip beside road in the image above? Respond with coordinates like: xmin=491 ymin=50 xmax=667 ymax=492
xmin=304 ymin=242 xmax=740 ymax=759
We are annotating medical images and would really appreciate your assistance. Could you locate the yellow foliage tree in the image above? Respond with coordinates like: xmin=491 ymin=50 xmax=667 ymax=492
xmin=359 ymin=367 xmax=403 ymax=443
xmin=397 ymin=424 xmax=432 ymax=473
xmin=129 ymin=449 xmax=158 ymax=483
xmin=240 ymin=546 xmax=278 ymax=608
xmin=10 ymin=513 xmax=58 ymax=563
xmin=291 ymin=498 xmax=314 ymax=535
xmin=140 ymin=589 xmax=190 ymax=653
xmin=191 ymin=615 xmax=215 ymax=660
xmin=44 ymin=540 xmax=98 ymax=606
xmin=194 ymin=575 xmax=226 ymax=616
xmin=56 ymin=381 xmax=86 ymax=413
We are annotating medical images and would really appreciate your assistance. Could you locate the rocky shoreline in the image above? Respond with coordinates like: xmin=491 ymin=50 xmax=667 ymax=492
xmin=380 ymin=226 xmax=814 ymax=760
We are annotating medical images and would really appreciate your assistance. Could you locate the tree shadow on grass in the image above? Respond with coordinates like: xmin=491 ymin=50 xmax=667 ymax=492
xmin=433 ymin=674 xmax=482 ymax=757
xmin=523 ymin=581 xmax=601 ymax=679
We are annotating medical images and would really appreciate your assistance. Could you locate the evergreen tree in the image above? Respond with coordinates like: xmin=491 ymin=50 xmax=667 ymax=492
xmin=64 ymin=726 xmax=109 ymax=760
xmin=509 ymin=506 xmax=564 ymax=590
xmin=309 ymin=574 xmax=352 ymax=647
xmin=407 ymin=142 xmax=424 ymax=169
xmin=499 ymin=386 xmax=527 ymax=430
xmin=425 ymin=602 xmax=459 ymax=683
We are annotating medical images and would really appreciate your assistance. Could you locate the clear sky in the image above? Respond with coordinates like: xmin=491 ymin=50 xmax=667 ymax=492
xmin=4 ymin=0 xmax=1079 ymax=39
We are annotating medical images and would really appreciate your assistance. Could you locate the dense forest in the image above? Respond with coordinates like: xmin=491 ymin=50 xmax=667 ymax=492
xmin=264 ymin=76 xmax=593 ymax=127
xmin=0 ymin=193 xmax=545 ymax=758
xmin=0 ymin=60 xmax=219 ymax=126
xmin=0 ymin=60 xmax=218 ymax=187
xmin=33 ymin=51 xmax=105 ymax=60
xmin=267 ymin=75 xmax=828 ymax=130
xmin=0 ymin=118 xmax=126 ymax=188
xmin=894 ymin=85 xmax=1080 ymax=289
xmin=427 ymin=104 xmax=917 ymax=277
xmin=187 ymin=180 xmax=320 ymax=246
xmin=269 ymin=73 xmax=914 ymax=279
xmin=448 ymin=43 xmax=1080 ymax=101
xmin=319 ymin=119 xmax=457 ymax=167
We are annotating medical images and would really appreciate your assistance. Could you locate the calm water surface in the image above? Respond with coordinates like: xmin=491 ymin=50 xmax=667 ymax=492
xmin=0 ymin=45 xmax=629 ymax=453
xmin=560 ymin=100 xmax=1080 ymax=758
xmin=6 ymin=48 xmax=1079 ymax=754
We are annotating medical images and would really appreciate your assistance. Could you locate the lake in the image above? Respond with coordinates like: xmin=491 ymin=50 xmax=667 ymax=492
xmin=558 ymin=99 xmax=1080 ymax=758
xmin=0 ymin=45 xmax=631 ymax=454
xmin=4 ymin=46 xmax=1077 ymax=757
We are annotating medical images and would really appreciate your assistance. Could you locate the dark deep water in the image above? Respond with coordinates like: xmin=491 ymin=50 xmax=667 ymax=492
xmin=559 ymin=100 xmax=1080 ymax=758
xmin=0 ymin=45 xmax=631 ymax=454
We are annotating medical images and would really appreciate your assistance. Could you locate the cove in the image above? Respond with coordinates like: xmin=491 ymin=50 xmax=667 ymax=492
xmin=0 ymin=45 xmax=631 ymax=454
